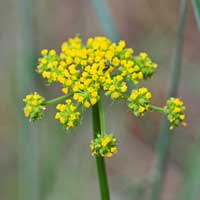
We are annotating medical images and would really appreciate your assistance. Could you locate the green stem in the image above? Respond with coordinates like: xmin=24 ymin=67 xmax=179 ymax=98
xmin=44 ymin=93 xmax=73 ymax=106
xmin=97 ymin=96 xmax=106 ymax=135
xmin=90 ymin=0 xmax=119 ymax=42
xmin=16 ymin=0 xmax=40 ymax=199
xmin=151 ymin=1 xmax=187 ymax=200
xmin=168 ymin=0 xmax=187 ymax=98
xmin=192 ymin=0 xmax=200 ymax=31
xmin=92 ymin=96 xmax=110 ymax=200
xmin=149 ymin=105 xmax=165 ymax=113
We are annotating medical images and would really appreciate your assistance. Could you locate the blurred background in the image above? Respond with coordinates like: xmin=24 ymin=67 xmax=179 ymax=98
xmin=0 ymin=0 xmax=200 ymax=199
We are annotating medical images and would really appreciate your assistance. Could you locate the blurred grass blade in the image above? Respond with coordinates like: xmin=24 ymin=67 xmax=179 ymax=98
xmin=180 ymin=139 xmax=200 ymax=200
xmin=151 ymin=0 xmax=187 ymax=200
xmin=192 ymin=0 xmax=200 ymax=31
xmin=16 ymin=0 xmax=39 ymax=200
xmin=90 ymin=0 xmax=119 ymax=41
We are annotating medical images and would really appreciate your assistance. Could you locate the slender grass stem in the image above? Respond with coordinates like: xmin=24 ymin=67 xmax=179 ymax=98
xmin=92 ymin=95 xmax=110 ymax=200
xmin=90 ymin=0 xmax=119 ymax=42
xmin=168 ymin=0 xmax=187 ymax=98
xmin=192 ymin=0 xmax=200 ymax=31
xmin=16 ymin=0 xmax=40 ymax=199
xmin=44 ymin=93 xmax=73 ymax=106
xmin=151 ymin=1 xmax=187 ymax=200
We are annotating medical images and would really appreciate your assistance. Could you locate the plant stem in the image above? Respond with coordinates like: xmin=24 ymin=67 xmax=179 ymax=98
xmin=151 ymin=1 xmax=187 ymax=200
xmin=149 ymin=105 xmax=165 ymax=113
xmin=44 ymin=93 xmax=73 ymax=106
xmin=16 ymin=0 xmax=40 ymax=199
xmin=192 ymin=0 xmax=200 ymax=31
xmin=168 ymin=0 xmax=187 ymax=98
xmin=97 ymin=96 xmax=106 ymax=135
xmin=90 ymin=0 xmax=119 ymax=42
xmin=92 ymin=96 xmax=110 ymax=200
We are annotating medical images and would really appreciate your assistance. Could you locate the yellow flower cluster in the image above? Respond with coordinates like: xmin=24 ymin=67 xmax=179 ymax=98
xmin=37 ymin=49 xmax=60 ymax=84
xmin=33 ymin=36 xmax=158 ymax=129
xmin=128 ymin=87 xmax=152 ymax=117
xmin=23 ymin=92 xmax=46 ymax=121
xmin=22 ymin=36 xmax=187 ymax=159
xmin=55 ymin=99 xmax=81 ymax=129
xmin=164 ymin=97 xmax=186 ymax=130
xmin=103 ymin=75 xmax=128 ymax=99
xmin=36 ymin=36 xmax=156 ymax=105
xmin=118 ymin=52 xmax=157 ymax=84
xmin=90 ymin=134 xmax=118 ymax=157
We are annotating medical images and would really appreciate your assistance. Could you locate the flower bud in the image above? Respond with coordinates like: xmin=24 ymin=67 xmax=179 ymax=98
xmin=90 ymin=134 xmax=118 ymax=158
xmin=128 ymin=87 xmax=152 ymax=117
xmin=164 ymin=97 xmax=186 ymax=130
xmin=23 ymin=92 xmax=46 ymax=121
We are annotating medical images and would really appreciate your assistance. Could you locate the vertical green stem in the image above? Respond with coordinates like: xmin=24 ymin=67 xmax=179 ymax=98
xmin=92 ymin=96 xmax=110 ymax=200
xmin=16 ymin=0 xmax=39 ymax=200
xmin=168 ymin=0 xmax=187 ymax=98
xmin=192 ymin=0 xmax=200 ymax=31
xmin=180 ymin=136 xmax=200 ymax=200
xmin=90 ymin=0 xmax=119 ymax=42
xmin=151 ymin=1 xmax=187 ymax=200
xmin=97 ymin=96 xmax=106 ymax=135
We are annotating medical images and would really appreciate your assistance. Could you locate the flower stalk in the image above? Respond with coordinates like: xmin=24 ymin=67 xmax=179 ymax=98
xmin=92 ymin=95 xmax=110 ymax=200
xmin=44 ymin=93 xmax=73 ymax=106
xmin=149 ymin=105 xmax=165 ymax=113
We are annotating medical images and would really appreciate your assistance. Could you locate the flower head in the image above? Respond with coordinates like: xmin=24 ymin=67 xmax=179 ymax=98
xmin=37 ymin=49 xmax=60 ymax=84
xmin=55 ymin=99 xmax=81 ymax=129
xmin=23 ymin=92 xmax=46 ymax=121
xmin=103 ymin=75 xmax=128 ymax=99
xmin=164 ymin=97 xmax=186 ymax=130
xmin=90 ymin=134 xmax=118 ymax=158
xmin=128 ymin=87 xmax=152 ymax=117
xmin=36 ymin=36 xmax=157 ymax=103
xmin=33 ymin=36 xmax=158 ymax=128
xmin=23 ymin=36 xmax=187 ymax=133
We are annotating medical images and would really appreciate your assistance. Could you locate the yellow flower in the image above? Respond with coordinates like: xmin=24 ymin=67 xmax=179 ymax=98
xmin=138 ymin=72 xmax=143 ymax=80
xmin=165 ymin=97 xmax=186 ymax=130
xmin=109 ymin=85 xmax=115 ymax=92
xmin=84 ymin=101 xmax=90 ymax=108
xmin=23 ymin=92 xmax=45 ymax=121
xmin=146 ymin=92 xmax=152 ymax=99
xmin=111 ymin=147 xmax=118 ymax=153
xmin=104 ymin=152 xmax=113 ymax=157
xmin=41 ymin=49 xmax=48 ymax=56
xmin=128 ymin=88 xmax=152 ymax=117
xmin=112 ymin=57 xmax=120 ymax=66
xmin=55 ymin=100 xmax=80 ymax=129
xmin=101 ymin=136 xmax=111 ymax=147
xmin=140 ymin=52 xmax=148 ymax=59
xmin=49 ymin=49 xmax=56 ymax=56
xmin=111 ymin=92 xmax=120 ymax=99
xmin=91 ymin=98 xmax=97 ymax=105
xmin=90 ymin=134 xmax=117 ymax=158
xmin=62 ymin=87 xmax=68 ymax=94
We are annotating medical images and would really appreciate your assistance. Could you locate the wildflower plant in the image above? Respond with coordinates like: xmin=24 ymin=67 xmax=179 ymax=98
xmin=23 ymin=36 xmax=186 ymax=200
